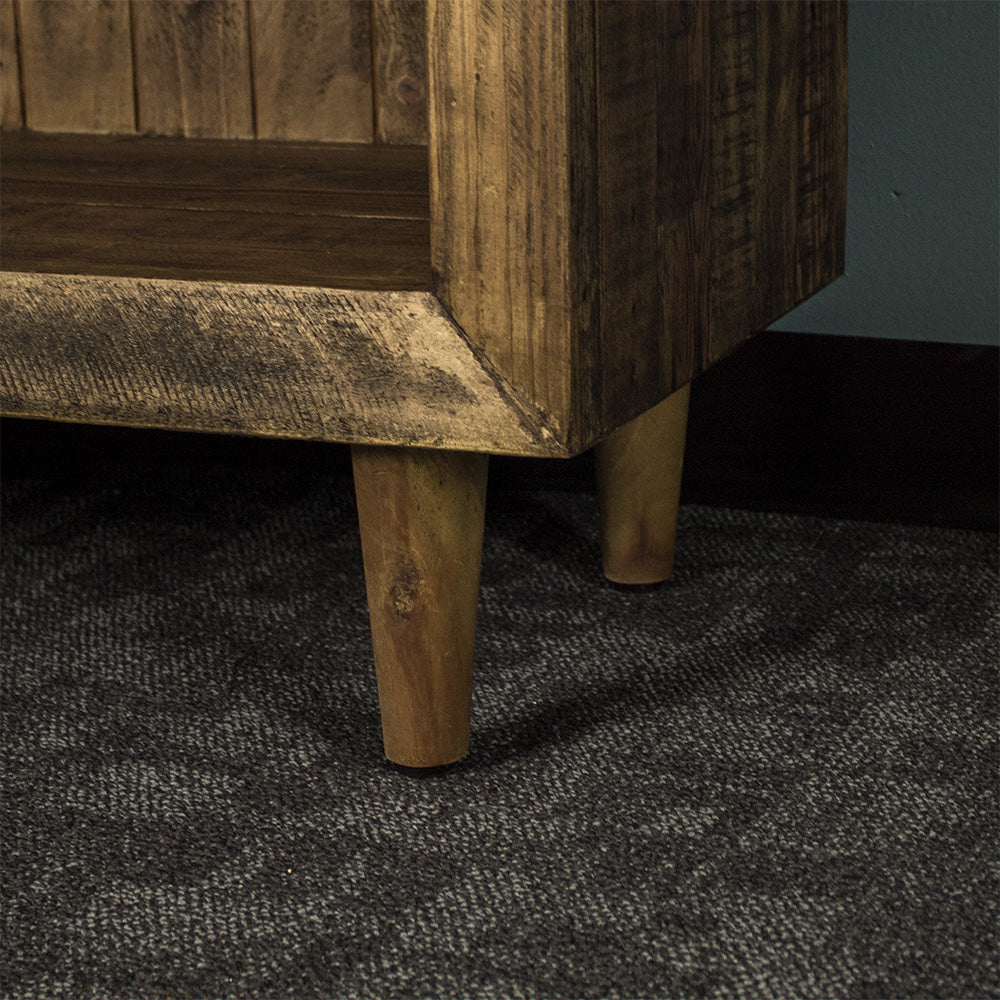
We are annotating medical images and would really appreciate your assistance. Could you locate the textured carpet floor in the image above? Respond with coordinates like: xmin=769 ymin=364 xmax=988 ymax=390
xmin=1 ymin=430 xmax=998 ymax=999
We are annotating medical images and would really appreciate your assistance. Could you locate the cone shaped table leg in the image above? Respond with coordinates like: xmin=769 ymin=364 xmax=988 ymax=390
xmin=351 ymin=445 xmax=489 ymax=767
xmin=594 ymin=384 xmax=691 ymax=585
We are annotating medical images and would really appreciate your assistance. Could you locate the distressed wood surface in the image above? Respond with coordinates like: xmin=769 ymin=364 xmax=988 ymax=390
xmin=429 ymin=0 xmax=847 ymax=451
xmin=352 ymin=445 xmax=487 ymax=766
xmin=132 ymin=0 xmax=253 ymax=138
xmin=2 ymin=131 xmax=427 ymax=195
xmin=0 ymin=272 xmax=560 ymax=457
xmin=657 ymin=0 xmax=710 ymax=387
xmin=15 ymin=0 xmax=134 ymax=133
xmin=2 ymin=133 xmax=429 ymax=290
xmin=664 ymin=0 xmax=847 ymax=369
xmin=429 ymin=0 xmax=589 ymax=445
xmin=373 ymin=0 xmax=428 ymax=145
xmin=1 ymin=0 xmax=21 ymax=129
xmin=3 ymin=200 xmax=430 ymax=290
xmin=796 ymin=1 xmax=848 ymax=302
xmin=593 ymin=2 xmax=663 ymax=429
xmin=3 ymin=1 xmax=846 ymax=458
xmin=250 ymin=0 xmax=373 ymax=143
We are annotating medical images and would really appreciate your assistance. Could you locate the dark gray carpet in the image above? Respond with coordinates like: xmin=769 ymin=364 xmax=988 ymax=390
xmin=2 ymin=429 xmax=997 ymax=999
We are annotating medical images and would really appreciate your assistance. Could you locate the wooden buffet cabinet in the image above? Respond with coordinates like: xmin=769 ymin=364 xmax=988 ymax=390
xmin=0 ymin=1 xmax=846 ymax=766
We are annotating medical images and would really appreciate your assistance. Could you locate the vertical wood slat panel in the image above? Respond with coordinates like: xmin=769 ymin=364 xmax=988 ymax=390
xmin=372 ymin=0 xmax=428 ymax=145
xmin=250 ymin=0 xmax=373 ymax=143
xmin=15 ymin=0 xmax=134 ymax=134
xmin=132 ymin=0 xmax=253 ymax=139
xmin=1 ymin=0 xmax=22 ymax=128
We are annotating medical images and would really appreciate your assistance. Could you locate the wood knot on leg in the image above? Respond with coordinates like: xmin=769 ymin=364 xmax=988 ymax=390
xmin=388 ymin=560 xmax=422 ymax=620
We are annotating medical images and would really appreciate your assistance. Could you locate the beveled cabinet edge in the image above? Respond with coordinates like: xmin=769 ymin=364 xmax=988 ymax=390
xmin=0 ymin=271 xmax=569 ymax=458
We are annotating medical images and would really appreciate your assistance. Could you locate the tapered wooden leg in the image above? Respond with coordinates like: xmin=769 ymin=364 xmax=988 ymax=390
xmin=351 ymin=445 xmax=489 ymax=767
xmin=594 ymin=384 xmax=691 ymax=585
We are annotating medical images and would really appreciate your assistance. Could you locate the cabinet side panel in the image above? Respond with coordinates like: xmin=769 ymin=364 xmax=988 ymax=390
xmin=659 ymin=1 xmax=847 ymax=390
xmin=16 ymin=0 xmax=134 ymax=133
xmin=795 ymin=1 xmax=848 ymax=303
xmin=1 ymin=0 xmax=22 ymax=128
xmin=593 ymin=1 xmax=664 ymax=430
xmin=427 ymin=0 xmax=847 ymax=450
xmin=373 ymin=0 xmax=428 ymax=145
xmin=429 ymin=0 xmax=583 ymax=441
xmin=705 ymin=0 xmax=848 ymax=366
xmin=132 ymin=0 xmax=253 ymax=138
xmin=250 ymin=0 xmax=373 ymax=143
xmin=705 ymin=1 xmax=759 ymax=364
xmin=658 ymin=0 xmax=710 ymax=389
xmin=751 ymin=1 xmax=802 ymax=334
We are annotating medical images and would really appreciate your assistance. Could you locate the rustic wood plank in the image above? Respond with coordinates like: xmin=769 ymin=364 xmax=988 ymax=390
xmin=1 ymin=0 xmax=22 ymax=129
xmin=4 ymin=5 xmax=846 ymax=458
xmin=373 ymin=0 xmax=428 ymax=145
xmin=0 ymin=272 xmax=563 ymax=457
xmin=429 ymin=0 xmax=591 ymax=446
xmin=795 ymin=0 xmax=848 ymax=304
xmin=706 ymin=1 xmax=759 ymax=364
xmin=132 ymin=0 xmax=253 ymax=138
xmin=658 ymin=0 xmax=710 ymax=389
xmin=593 ymin=1 xmax=663 ymax=429
xmin=15 ymin=0 xmax=134 ymax=133
xmin=752 ymin=0 xmax=802 ymax=333
xmin=7 ymin=177 xmax=426 ymax=222
xmin=2 ymin=199 xmax=431 ymax=290
xmin=250 ymin=0 xmax=373 ymax=143
xmin=427 ymin=0 xmax=846 ymax=452
xmin=352 ymin=444 xmax=487 ymax=766
xmin=1 ymin=132 xmax=427 ymax=196
xmin=2 ymin=132 xmax=430 ymax=289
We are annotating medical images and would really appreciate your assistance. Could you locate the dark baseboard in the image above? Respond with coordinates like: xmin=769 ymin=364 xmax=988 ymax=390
xmin=680 ymin=331 xmax=998 ymax=531
xmin=3 ymin=333 xmax=997 ymax=531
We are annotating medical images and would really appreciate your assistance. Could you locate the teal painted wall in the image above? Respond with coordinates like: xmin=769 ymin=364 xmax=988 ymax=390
xmin=771 ymin=0 xmax=999 ymax=345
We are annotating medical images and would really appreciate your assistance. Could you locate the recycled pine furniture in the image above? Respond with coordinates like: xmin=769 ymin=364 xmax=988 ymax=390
xmin=0 ymin=1 xmax=847 ymax=766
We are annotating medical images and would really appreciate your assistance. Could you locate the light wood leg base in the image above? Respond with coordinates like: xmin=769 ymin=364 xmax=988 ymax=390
xmin=351 ymin=445 xmax=489 ymax=767
xmin=594 ymin=384 xmax=691 ymax=585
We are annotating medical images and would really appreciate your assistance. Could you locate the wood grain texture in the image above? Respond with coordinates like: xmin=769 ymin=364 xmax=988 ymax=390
xmin=429 ymin=0 xmax=590 ymax=445
xmin=2 ymin=131 xmax=427 ymax=194
xmin=0 ymin=272 xmax=562 ymax=456
xmin=15 ymin=0 xmax=134 ymax=133
xmin=429 ymin=0 xmax=847 ymax=453
xmin=352 ymin=445 xmax=487 ymax=766
xmin=658 ymin=0 xmax=710 ymax=386
xmin=593 ymin=1 xmax=663 ymax=428
xmin=796 ymin=0 xmax=848 ymax=302
xmin=132 ymin=0 xmax=253 ymax=138
xmin=250 ymin=0 xmax=373 ymax=143
xmin=429 ymin=0 xmax=846 ymax=450
xmin=1 ymin=0 xmax=21 ymax=128
xmin=2 ymin=132 xmax=429 ymax=290
xmin=664 ymin=0 xmax=849 ymax=370
xmin=373 ymin=0 xmax=428 ymax=145
xmin=3 ymin=199 xmax=430 ymax=290
xmin=594 ymin=384 xmax=690 ymax=585
xmin=706 ymin=2 xmax=758 ymax=361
